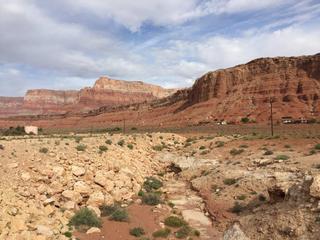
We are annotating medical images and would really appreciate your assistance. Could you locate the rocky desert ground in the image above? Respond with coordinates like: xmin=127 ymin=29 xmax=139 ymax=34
xmin=1 ymin=130 xmax=320 ymax=240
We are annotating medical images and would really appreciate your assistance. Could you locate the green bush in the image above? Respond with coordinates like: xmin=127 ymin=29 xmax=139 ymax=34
xmin=69 ymin=208 xmax=101 ymax=229
xmin=110 ymin=209 xmax=129 ymax=222
xmin=152 ymin=145 xmax=164 ymax=151
xmin=264 ymin=150 xmax=273 ymax=155
xmin=142 ymin=193 xmax=161 ymax=206
xmin=143 ymin=177 xmax=163 ymax=192
xmin=99 ymin=145 xmax=108 ymax=152
xmin=215 ymin=141 xmax=225 ymax=147
xmin=76 ymin=144 xmax=87 ymax=151
xmin=130 ymin=227 xmax=145 ymax=237
xmin=164 ymin=216 xmax=187 ymax=228
xmin=275 ymin=155 xmax=289 ymax=160
xmin=75 ymin=136 xmax=83 ymax=143
xmin=199 ymin=146 xmax=206 ymax=150
xmin=237 ymin=194 xmax=246 ymax=200
xmin=99 ymin=204 xmax=120 ymax=217
xmin=230 ymin=148 xmax=244 ymax=155
xmin=241 ymin=117 xmax=250 ymax=123
xmin=3 ymin=126 xmax=26 ymax=136
xmin=175 ymin=225 xmax=191 ymax=239
xmin=127 ymin=144 xmax=134 ymax=150
xmin=105 ymin=139 xmax=112 ymax=145
xmin=152 ymin=228 xmax=171 ymax=238
xmin=239 ymin=144 xmax=248 ymax=148
xmin=39 ymin=147 xmax=48 ymax=154
xmin=131 ymin=127 xmax=138 ymax=131
xmin=63 ymin=231 xmax=72 ymax=238
xmin=223 ymin=178 xmax=237 ymax=185
xmin=117 ymin=139 xmax=125 ymax=147
xmin=230 ymin=202 xmax=244 ymax=214
xmin=314 ymin=144 xmax=320 ymax=150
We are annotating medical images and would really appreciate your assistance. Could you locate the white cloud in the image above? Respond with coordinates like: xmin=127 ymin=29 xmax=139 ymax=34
xmin=54 ymin=0 xmax=292 ymax=32
xmin=0 ymin=0 xmax=319 ymax=95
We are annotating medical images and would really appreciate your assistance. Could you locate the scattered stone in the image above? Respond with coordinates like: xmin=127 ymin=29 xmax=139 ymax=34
xmin=86 ymin=227 xmax=101 ymax=234
xmin=223 ymin=223 xmax=250 ymax=240
xmin=72 ymin=165 xmax=86 ymax=177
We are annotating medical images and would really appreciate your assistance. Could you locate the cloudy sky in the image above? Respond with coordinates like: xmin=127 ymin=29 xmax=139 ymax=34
xmin=0 ymin=0 xmax=320 ymax=96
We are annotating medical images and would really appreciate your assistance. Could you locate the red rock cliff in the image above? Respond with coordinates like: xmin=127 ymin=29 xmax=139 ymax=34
xmin=186 ymin=54 xmax=320 ymax=121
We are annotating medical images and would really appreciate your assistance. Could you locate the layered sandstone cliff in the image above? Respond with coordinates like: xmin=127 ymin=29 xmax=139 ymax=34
xmin=0 ymin=77 xmax=176 ymax=117
xmin=184 ymin=54 xmax=320 ymax=121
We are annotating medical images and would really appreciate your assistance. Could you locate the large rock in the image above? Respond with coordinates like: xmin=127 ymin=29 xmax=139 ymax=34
xmin=310 ymin=175 xmax=320 ymax=198
xmin=74 ymin=181 xmax=91 ymax=194
xmin=72 ymin=166 xmax=86 ymax=177
xmin=36 ymin=225 xmax=53 ymax=237
xmin=87 ymin=191 xmax=105 ymax=206
xmin=223 ymin=223 xmax=250 ymax=240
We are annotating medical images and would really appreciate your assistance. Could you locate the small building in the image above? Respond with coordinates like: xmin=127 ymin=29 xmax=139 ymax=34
xmin=24 ymin=126 xmax=38 ymax=135
xmin=281 ymin=117 xmax=293 ymax=124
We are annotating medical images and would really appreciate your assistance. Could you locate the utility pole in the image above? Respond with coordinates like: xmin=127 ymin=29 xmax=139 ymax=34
xmin=123 ymin=119 xmax=126 ymax=134
xmin=270 ymin=98 xmax=274 ymax=136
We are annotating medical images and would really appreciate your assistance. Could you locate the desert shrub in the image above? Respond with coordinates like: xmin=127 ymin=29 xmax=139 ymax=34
xmin=131 ymin=127 xmax=138 ymax=131
xmin=127 ymin=144 xmax=134 ymax=150
xmin=64 ymin=231 xmax=72 ymax=238
xmin=237 ymin=194 xmax=246 ymax=200
xmin=184 ymin=142 xmax=192 ymax=147
xmin=314 ymin=144 xmax=320 ymax=150
xmin=223 ymin=178 xmax=237 ymax=185
xmin=200 ymin=150 xmax=209 ymax=155
xmin=0 ymin=144 xmax=4 ymax=150
xmin=215 ymin=141 xmax=225 ymax=147
xmin=230 ymin=148 xmax=244 ymax=156
xmin=193 ymin=229 xmax=201 ymax=237
xmin=241 ymin=117 xmax=250 ymax=123
xmin=264 ymin=150 xmax=273 ymax=155
xmin=99 ymin=204 xmax=120 ymax=217
xmin=309 ymin=149 xmax=317 ymax=155
xmin=105 ymin=139 xmax=112 ymax=145
xmin=76 ymin=144 xmax=87 ymax=151
xmin=230 ymin=202 xmax=244 ymax=214
xmin=164 ymin=216 xmax=187 ymax=228
xmin=152 ymin=228 xmax=171 ymax=238
xmin=143 ymin=177 xmax=163 ymax=192
xmin=186 ymin=138 xmax=194 ymax=143
xmin=284 ymin=144 xmax=291 ymax=148
xmin=117 ymin=139 xmax=125 ymax=147
xmin=3 ymin=126 xmax=26 ymax=136
xmin=199 ymin=146 xmax=206 ymax=150
xmin=39 ymin=147 xmax=48 ymax=154
xmin=275 ymin=155 xmax=289 ymax=160
xmin=130 ymin=227 xmax=145 ymax=237
xmin=168 ymin=202 xmax=175 ymax=208
xmin=175 ymin=225 xmax=192 ymax=239
xmin=69 ymin=208 xmax=101 ymax=229
xmin=142 ymin=193 xmax=161 ymax=205
xmin=152 ymin=145 xmax=164 ymax=151
xmin=239 ymin=144 xmax=248 ymax=148
xmin=99 ymin=145 xmax=108 ymax=152
xmin=75 ymin=136 xmax=83 ymax=143
xmin=258 ymin=194 xmax=267 ymax=202
xmin=110 ymin=209 xmax=129 ymax=222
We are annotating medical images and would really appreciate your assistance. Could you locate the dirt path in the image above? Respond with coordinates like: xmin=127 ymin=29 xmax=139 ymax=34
xmin=163 ymin=176 xmax=220 ymax=239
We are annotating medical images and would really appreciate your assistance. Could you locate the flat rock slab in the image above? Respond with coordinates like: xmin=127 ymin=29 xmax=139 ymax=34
xmin=182 ymin=209 xmax=211 ymax=226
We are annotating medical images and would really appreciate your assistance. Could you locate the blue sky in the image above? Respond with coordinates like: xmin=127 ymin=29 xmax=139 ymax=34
xmin=0 ymin=0 xmax=320 ymax=96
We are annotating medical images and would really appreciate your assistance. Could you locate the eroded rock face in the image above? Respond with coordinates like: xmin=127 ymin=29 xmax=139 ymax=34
xmin=186 ymin=55 xmax=320 ymax=122
xmin=0 ymin=77 xmax=176 ymax=116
